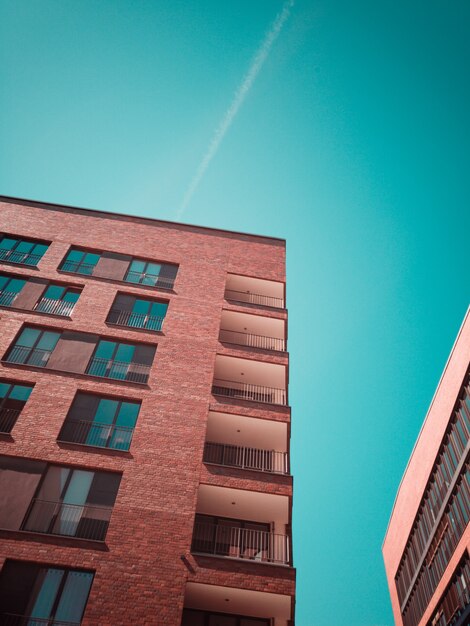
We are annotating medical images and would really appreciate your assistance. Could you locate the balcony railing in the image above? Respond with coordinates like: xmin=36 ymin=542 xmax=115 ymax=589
xmin=0 ymin=249 xmax=43 ymax=266
xmin=86 ymin=357 xmax=151 ymax=383
xmin=59 ymin=419 xmax=134 ymax=451
xmin=35 ymin=298 xmax=76 ymax=317
xmin=22 ymin=499 xmax=112 ymax=541
xmin=219 ymin=329 xmax=285 ymax=352
xmin=212 ymin=379 xmax=287 ymax=406
xmin=224 ymin=289 xmax=284 ymax=309
xmin=0 ymin=290 xmax=19 ymax=307
xmin=1 ymin=615 xmax=80 ymax=626
xmin=107 ymin=308 xmax=164 ymax=332
xmin=204 ymin=441 xmax=289 ymax=474
xmin=60 ymin=260 xmax=96 ymax=275
xmin=124 ymin=272 xmax=175 ymax=290
xmin=5 ymin=346 xmax=52 ymax=368
xmin=0 ymin=407 xmax=21 ymax=433
xmin=191 ymin=521 xmax=290 ymax=565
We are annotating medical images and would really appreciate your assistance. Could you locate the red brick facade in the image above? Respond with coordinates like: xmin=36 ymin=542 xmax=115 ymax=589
xmin=0 ymin=197 xmax=295 ymax=625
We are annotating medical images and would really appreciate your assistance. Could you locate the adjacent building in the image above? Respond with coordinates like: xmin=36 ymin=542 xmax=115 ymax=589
xmin=0 ymin=196 xmax=295 ymax=625
xmin=383 ymin=309 xmax=470 ymax=626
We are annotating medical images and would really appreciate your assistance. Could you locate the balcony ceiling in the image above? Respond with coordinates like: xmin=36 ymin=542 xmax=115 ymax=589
xmin=221 ymin=310 xmax=285 ymax=339
xmin=207 ymin=411 xmax=288 ymax=451
xmin=214 ymin=355 xmax=286 ymax=388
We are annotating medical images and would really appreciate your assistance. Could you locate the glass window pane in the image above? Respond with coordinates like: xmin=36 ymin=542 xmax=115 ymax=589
xmin=146 ymin=263 xmax=161 ymax=276
xmin=142 ymin=274 xmax=157 ymax=285
xmin=0 ymin=383 xmax=10 ymax=398
xmin=36 ymin=331 xmax=60 ymax=351
xmin=37 ymin=466 xmax=70 ymax=501
xmin=95 ymin=340 xmax=116 ymax=359
xmin=150 ymin=302 xmax=168 ymax=317
xmin=43 ymin=285 xmax=65 ymax=300
xmin=8 ymin=279 xmax=26 ymax=294
xmin=9 ymin=384 xmax=33 ymax=401
xmin=95 ymin=399 xmax=119 ymax=424
xmin=84 ymin=253 xmax=100 ymax=266
xmin=66 ymin=249 xmax=84 ymax=263
xmin=130 ymin=260 xmax=145 ymax=273
xmin=29 ymin=568 xmax=64 ymax=620
xmin=63 ymin=290 xmax=80 ymax=303
xmin=0 ymin=276 xmax=9 ymax=289
xmin=31 ymin=243 xmax=48 ymax=257
xmin=115 ymin=343 xmax=135 ymax=363
xmin=115 ymin=402 xmax=140 ymax=427
xmin=15 ymin=241 xmax=34 ymax=253
xmin=54 ymin=570 xmax=93 ymax=622
xmin=0 ymin=237 xmax=17 ymax=250
xmin=132 ymin=299 xmax=151 ymax=315
xmin=16 ymin=327 xmax=41 ymax=347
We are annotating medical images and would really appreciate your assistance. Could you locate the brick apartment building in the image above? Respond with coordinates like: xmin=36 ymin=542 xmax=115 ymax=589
xmin=0 ymin=196 xmax=295 ymax=626
xmin=383 ymin=309 xmax=470 ymax=626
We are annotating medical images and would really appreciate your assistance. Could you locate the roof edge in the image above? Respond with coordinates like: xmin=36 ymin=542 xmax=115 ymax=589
xmin=0 ymin=195 xmax=286 ymax=245
xmin=382 ymin=306 xmax=470 ymax=549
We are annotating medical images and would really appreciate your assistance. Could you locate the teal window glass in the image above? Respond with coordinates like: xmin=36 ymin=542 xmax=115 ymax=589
xmin=0 ymin=381 xmax=33 ymax=432
xmin=36 ymin=284 xmax=81 ymax=316
xmin=61 ymin=248 xmax=101 ymax=275
xmin=0 ymin=274 xmax=26 ymax=306
xmin=7 ymin=327 xmax=60 ymax=367
xmin=0 ymin=236 xmax=48 ymax=266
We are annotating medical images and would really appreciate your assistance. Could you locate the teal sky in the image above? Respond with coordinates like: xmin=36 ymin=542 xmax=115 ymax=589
xmin=1 ymin=1 xmax=469 ymax=624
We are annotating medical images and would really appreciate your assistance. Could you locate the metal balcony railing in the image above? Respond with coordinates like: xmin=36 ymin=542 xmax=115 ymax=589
xmin=0 ymin=407 xmax=21 ymax=433
xmin=1 ymin=615 xmax=80 ymax=626
xmin=35 ymin=298 xmax=76 ymax=317
xmin=204 ymin=441 xmax=289 ymax=474
xmin=22 ymin=499 xmax=112 ymax=541
xmin=0 ymin=290 xmax=19 ymax=307
xmin=86 ymin=357 xmax=151 ymax=383
xmin=60 ymin=260 xmax=97 ymax=275
xmin=212 ymin=379 xmax=287 ymax=406
xmin=124 ymin=272 xmax=175 ymax=290
xmin=0 ymin=249 xmax=43 ymax=266
xmin=59 ymin=419 xmax=134 ymax=451
xmin=219 ymin=329 xmax=285 ymax=352
xmin=224 ymin=289 xmax=284 ymax=309
xmin=107 ymin=308 xmax=164 ymax=332
xmin=191 ymin=521 xmax=290 ymax=565
xmin=5 ymin=346 xmax=52 ymax=368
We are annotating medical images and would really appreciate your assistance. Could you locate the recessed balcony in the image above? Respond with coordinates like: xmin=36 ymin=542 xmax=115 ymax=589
xmin=219 ymin=311 xmax=286 ymax=352
xmin=204 ymin=411 xmax=289 ymax=475
xmin=212 ymin=355 xmax=287 ymax=406
xmin=182 ymin=582 xmax=293 ymax=626
xmin=192 ymin=485 xmax=290 ymax=566
xmin=225 ymin=274 xmax=285 ymax=310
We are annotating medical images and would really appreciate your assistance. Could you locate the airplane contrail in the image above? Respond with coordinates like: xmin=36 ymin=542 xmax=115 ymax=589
xmin=177 ymin=0 xmax=294 ymax=218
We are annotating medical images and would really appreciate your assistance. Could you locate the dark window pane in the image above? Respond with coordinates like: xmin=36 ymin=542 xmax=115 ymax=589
xmin=95 ymin=340 xmax=116 ymax=360
xmin=43 ymin=285 xmax=65 ymax=300
xmin=9 ymin=384 xmax=33 ymax=402
xmin=16 ymin=327 xmax=41 ymax=348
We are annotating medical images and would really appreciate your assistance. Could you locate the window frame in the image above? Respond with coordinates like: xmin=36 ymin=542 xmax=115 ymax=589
xmin=0 ymin=235 xmax=49 ymax=267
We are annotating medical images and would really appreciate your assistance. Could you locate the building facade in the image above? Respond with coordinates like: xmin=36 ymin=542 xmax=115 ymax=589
xmin=383 ymin=310 xmax=470 ymax=626
xmin=0 ymin=196 xmax=295 ymax=626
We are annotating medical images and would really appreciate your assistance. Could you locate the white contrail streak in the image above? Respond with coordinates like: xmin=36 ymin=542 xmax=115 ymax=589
xmin=177 ymin=0 xmax=294 ymax=217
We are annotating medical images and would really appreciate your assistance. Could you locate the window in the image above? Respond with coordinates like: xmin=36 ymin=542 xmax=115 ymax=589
xmin=35 ymin=284 xmax=81 ymax=316
xmin=124 ymin=258 xmax=177 ymax=289
xmin=86 ymin=339 xmax=155 ymax=383
xmin=0 ymin=235 xmax=49 ymax=267
xmin=59 ymin=392 xmax=141 ymax=451
xmin=0 ymin=561 xmax=94 ymax=625
xmin=0 ymin=274 xmax=26 ymax=307
xmin=0 ymin=381 xmax=33 ymax=433
xmin=0 ymin=456 xmax=121 ymax=541
xmin=60 ymin=249 xmax=101 ymax=275
xmin=5 ymin=327 xmax=60 ymax=367
xmin=107 ymin=294 xmax=168 ymax=331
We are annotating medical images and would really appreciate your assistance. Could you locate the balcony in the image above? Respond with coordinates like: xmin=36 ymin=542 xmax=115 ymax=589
xmin=204 ymin=442 xmax=288 ymax=475
xmin=58 ymin=419 xmax=134 ymax=451
xmin=225 ymin=274 xmax=285 ymax=310
xmin=107 ymin=308 xmax=164 ymax=332
xmin=35 ymin=298 xmax=76 ymax=317
xmin=212 ymin=356 xmax=287 ymax=407
xmin=192 ymin=519 xmax=289 ymax=565
xmin=22 ymin=498 xmax=112 ymax=541
xmin=6 ymin=346 xmax=52 ymax=368
xmin=86 ymin=357 xmax=151 ymax=383
xmin=0 ymin=408 xmax=21 ymax=434
xmin=0 ymin=290 xmax=19 ymax=307
xmin=219 ymin=310 xmax=286 ymax=353
xmin=182 ymin=583 xmax=293 ymax=626
xmin=0 ymin=249 xmax=43 ymax=267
